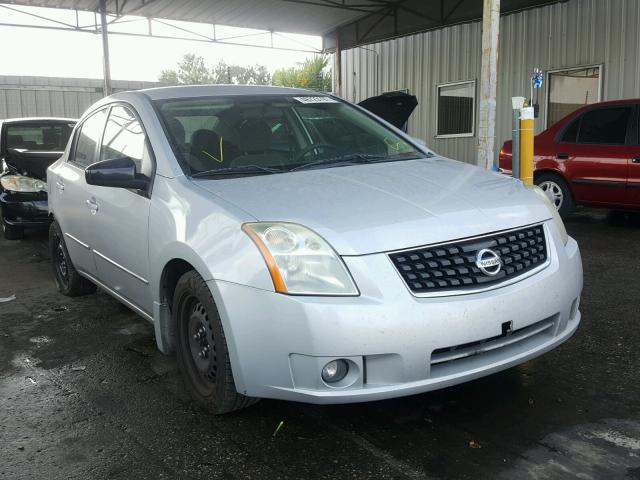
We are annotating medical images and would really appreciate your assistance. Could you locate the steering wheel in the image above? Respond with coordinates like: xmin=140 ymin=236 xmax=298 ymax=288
xmin=294 ymin=144 xmax=340 ymax=163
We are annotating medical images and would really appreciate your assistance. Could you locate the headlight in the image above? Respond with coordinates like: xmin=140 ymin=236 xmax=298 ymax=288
xmin=243 ymin=222 xmax=359 ymax=296
xmin=528 ymin=185 xmax=568 ymax=245
xmin=0 ymin=175 xmax=47 ymax=193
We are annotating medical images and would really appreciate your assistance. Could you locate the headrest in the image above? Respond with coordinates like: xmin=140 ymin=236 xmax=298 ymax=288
xmin=190 ymin=129 xmax=220 ymax=150
xmin=7 ymin=135 xmax=24 ymax=147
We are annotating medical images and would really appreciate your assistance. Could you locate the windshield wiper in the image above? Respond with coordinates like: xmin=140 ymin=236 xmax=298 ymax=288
xmin=191 ymin=164 xmax=286 ymax=178
xmin=289 ymin=152 xmax=422 ymax=172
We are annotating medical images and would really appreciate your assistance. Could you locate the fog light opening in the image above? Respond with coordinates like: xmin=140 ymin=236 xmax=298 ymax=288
xmin=321 ymin=359 xmax=349 ymax=383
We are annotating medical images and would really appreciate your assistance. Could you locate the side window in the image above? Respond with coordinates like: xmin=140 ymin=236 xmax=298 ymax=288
xmin=560 ymin=116 xmax=580 ymax=143
xmin=72 ymin=109 xmax=107 ymax=168
xmin=100 ymin=106 xmax=153 ymax=179
xmin=577 ymin=107 xmax=631 ymax=145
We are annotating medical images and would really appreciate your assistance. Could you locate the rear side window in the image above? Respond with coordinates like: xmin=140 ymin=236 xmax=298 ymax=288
xmin=100 ymin=106 xmax=153 ymax=179
xmin=73 ymin=109 xmax=107 ymax=168
xmin=578 ymin=107 xmax=631 ymax=145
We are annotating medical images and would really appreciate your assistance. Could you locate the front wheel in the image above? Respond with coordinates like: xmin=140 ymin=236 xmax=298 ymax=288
xmin=174 ymin=270 xmax=258 ymax=414
xmin=49 ymin=221 xmax=96 ymax=296
xmin=535 ymin=173 xmax=575 ymax=217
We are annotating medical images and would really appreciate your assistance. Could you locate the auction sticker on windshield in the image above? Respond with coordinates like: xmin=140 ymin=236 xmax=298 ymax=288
xmin=293 ymin=96 xmax=339 ymax=104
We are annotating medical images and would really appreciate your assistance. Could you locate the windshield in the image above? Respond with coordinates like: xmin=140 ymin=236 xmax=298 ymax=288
xmin=154 ymin=95 xmax=423 ymax=177
xmin=5 ymin=122 xmax=75 ymax=152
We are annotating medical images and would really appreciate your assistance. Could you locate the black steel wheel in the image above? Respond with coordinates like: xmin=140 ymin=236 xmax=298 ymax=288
xmin=49 ymin=220 xmax=96 ymax=297
xmin=174 ymin=270 xmax=258 ymax=414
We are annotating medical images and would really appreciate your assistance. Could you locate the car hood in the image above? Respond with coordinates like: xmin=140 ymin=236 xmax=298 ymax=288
xmin=358 ymin=91 xmax=418 ymax=129
xmin=194 ymin=157 xmax=552 ymax=255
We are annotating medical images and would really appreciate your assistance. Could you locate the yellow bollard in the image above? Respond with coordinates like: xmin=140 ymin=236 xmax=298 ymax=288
xmin=519 ymin=106 xmax=535 ymax=185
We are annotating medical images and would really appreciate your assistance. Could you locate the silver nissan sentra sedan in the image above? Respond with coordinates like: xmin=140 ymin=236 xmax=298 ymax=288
xmin=47 ymin=85 xmax=583 ymax=414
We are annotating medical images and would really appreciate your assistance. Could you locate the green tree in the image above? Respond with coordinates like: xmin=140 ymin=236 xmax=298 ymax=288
xmin=159 ymin=54 xmax=271 ymax=86
xmin=211 ymin=61 xmax=271 ymax=85
xmin=273 ymin=55 xmax=332 ymax=91
xmin=159 ymin=53 xmax=213 ymax=85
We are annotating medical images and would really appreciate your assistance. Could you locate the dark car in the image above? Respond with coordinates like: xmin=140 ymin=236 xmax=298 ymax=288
xmin=0 ymin=118 xmax=76 ymax=239
xmin=499 ymin=99 xmax=640 ymax=216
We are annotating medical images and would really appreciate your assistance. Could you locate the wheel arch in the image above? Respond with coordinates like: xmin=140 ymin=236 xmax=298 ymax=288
xmin=153 ymin=253 xmax=210 ymax=355
xmin=534 ymin=168 xmax=576 ymax=200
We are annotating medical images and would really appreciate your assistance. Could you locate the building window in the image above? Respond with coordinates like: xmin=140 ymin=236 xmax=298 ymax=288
xmin=436 ymin=80 xmax=475 ymax=137
xmin=547 ymin=65 xmax=601 ymax=127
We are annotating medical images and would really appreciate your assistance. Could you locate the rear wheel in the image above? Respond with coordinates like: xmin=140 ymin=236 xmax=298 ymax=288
xmin=535 ymin=173 xmax=575 ymax=217
xmin=49 ymin=221 xmax=96 ymax=296
xmin=174 ymin=270 xmax=258 ymax=414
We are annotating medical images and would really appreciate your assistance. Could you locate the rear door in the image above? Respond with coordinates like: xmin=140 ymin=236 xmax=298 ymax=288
xmin=626 ymin=105 xmax=640 ymax=206
xmin=557 ymin=105 xmax=633 ymax=206
xmin=54 ymin=109 xmax=107 ymax=276
xmin=84 ymin=104 xmax=153 ymax=314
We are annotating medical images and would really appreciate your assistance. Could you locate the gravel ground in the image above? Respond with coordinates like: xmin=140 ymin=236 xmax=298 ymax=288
xmin=1 ymin=208 xmax=639 ymax=480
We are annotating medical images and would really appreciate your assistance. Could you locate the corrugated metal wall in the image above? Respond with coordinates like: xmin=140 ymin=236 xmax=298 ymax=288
xmin=340 ymin=0 xmax=640 ymax=165
xmin=0 ymin=76 xmax=158 ymax=120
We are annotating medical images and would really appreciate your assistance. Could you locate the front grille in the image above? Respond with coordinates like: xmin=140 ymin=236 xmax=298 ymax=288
xmin=389 ymin=224 xmax=547 ymax=294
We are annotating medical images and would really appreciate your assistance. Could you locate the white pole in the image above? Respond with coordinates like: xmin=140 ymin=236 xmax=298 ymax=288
xmin=477 ymin=0 xmax=500 ymax=169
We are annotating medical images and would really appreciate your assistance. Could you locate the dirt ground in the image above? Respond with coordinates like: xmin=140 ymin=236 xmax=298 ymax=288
xmin=1 ymin=208 xmax=640 ymax=480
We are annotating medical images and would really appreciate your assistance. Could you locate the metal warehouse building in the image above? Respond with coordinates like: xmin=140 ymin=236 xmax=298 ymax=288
xmin=0 ymin=76 xmax=157 ymax=119
xmin=335 ymin=0 xmax=640 ymax=164
xmin=2 ymin=0 xmax=638 ymax=166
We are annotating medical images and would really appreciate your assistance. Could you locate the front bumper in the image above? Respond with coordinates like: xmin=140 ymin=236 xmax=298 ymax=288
xmin=211 ymin=222 xmax=583 ymax=404
xmin=0 ymin=189 xmax=49 ymax=228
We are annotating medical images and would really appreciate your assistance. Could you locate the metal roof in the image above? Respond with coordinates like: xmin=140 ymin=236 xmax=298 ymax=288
xmin=6 ymin=0 xmax=560 ymax=40
xmin=5 ymin=0 xmax=370 ymax=35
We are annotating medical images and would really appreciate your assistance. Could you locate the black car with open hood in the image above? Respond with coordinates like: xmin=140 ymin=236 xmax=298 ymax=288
xmin=0 ymin=118 xmax=76 ymax=239
xmin=358 ymin=91 xmax=418 ymax=131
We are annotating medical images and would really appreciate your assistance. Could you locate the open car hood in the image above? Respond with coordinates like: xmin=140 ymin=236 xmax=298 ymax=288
xmin=4 ymin=149 xmax=63 ymax=180
xmin=358 ymin=91 xmax=418 ymax=129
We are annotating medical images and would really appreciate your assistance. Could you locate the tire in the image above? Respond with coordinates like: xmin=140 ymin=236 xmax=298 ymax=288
xmin=173 ymin=270 xmax=258 ymax=414
xmin=2 ymin=219 xmax=23 ymax=240
xmin=49 ymin=221 xmax=97 ymax=297
xmin=535 ymin=173 xmax=575 ymax=217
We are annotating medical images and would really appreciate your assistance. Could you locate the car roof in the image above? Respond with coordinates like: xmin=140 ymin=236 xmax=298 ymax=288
xmin=572 ymin=98 xmax=640 ymax=109
xmin=0 ymin=117 xmax=77 ymax=124
xmin=136 ymin=84 xmax=325 ymax=101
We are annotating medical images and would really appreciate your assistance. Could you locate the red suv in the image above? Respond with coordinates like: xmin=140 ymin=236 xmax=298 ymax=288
xmin=499 ymin=99 xmax=640 ymax=216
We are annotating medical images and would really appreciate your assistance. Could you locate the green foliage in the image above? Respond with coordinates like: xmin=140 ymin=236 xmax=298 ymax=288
xmin=272 ymin=55 xmax=332 ymax=92
xmin=159 ymin=54 xmax=271 ymax=86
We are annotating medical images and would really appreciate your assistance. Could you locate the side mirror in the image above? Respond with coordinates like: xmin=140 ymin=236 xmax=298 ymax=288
xmin=85 ymin=157 xmax=148 ymax=190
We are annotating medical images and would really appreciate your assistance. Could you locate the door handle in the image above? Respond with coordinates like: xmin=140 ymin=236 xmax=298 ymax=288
xmin=632 ymin=157 xmax=640 ymax=164
xmin=56 ymin=180 xmax=64 ymax=192
xmin=86 ymin=198 xmax=99 ymax=214
xmin=556 ymin=153 xmax=569 ymax=160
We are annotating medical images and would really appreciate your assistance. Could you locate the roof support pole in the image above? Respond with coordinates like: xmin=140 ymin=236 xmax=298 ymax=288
xmin=477 ymin=0 xmax=500 ymax=169
xmin=335 ymin=31 xmax=342 ymax=96
xmin=99 ymin=0 xmax=112 ymax=96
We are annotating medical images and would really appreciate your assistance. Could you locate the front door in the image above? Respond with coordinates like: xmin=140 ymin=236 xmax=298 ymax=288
xmin=85 ymin=105 xmax=153 ymax=314
xmin=562 ymin=105 xmax=633 ymax=207
xmin=55 ymin=108 xmax=107 ymax=276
